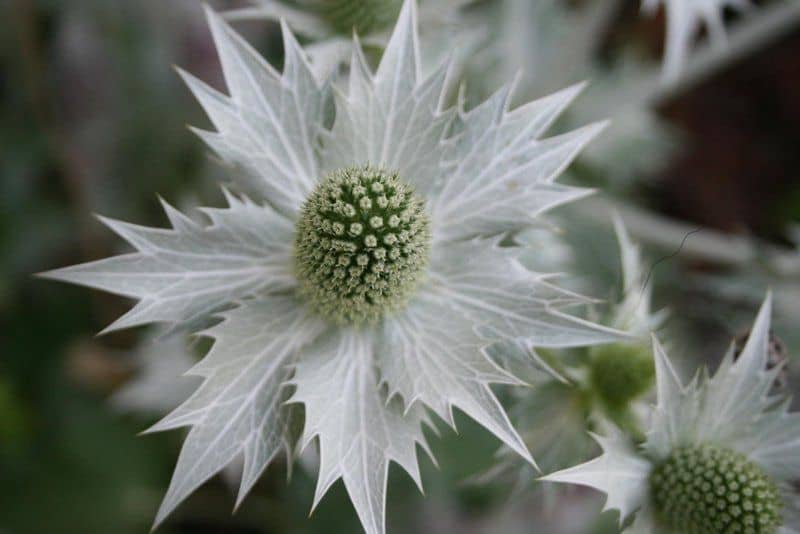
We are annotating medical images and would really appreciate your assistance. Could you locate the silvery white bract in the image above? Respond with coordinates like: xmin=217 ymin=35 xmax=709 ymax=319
xmin=225 ymin=0 xmax=476 ymax=77
xmin=41 ymin=1 xmax=627 ymax=532
xmin=543 ymin=294 xmax=800 ymax=533
xmin=469 ymin=0 xmax=675 ymax=187
xmin=478 ymin=218 xmax=663 ymax=497
xmin=642 ymin=0 xmax=751 ymax=81
xmin=504 ymin=216 xmax=664 ymax=385
xmin=608 ymin=215 xmax=668 ymax=339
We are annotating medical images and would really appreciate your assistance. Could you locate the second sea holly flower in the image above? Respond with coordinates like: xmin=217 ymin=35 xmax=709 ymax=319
xmin=544 ymin=294 xmax=800 ymax=533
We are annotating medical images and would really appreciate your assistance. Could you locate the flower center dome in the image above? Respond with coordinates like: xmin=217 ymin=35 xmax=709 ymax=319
xmin=295 ymin=166 xmax=430 ymax=325
xmin=649 ymin=444 xmax=782 ymax=534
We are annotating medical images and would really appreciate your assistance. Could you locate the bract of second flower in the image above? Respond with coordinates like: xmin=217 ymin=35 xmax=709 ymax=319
xmin=544 ymin=293 xmax=800 ymax=534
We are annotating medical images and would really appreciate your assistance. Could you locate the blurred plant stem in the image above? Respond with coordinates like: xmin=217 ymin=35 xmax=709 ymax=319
xmin=582 ymin=196 xmax=800 ymax=272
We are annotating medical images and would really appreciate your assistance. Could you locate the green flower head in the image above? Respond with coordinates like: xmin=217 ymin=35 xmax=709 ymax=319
xmin=295 ymin=165 xmax=430 ymax=324
xmin=650 ymin=445 xmax=782 ymax=534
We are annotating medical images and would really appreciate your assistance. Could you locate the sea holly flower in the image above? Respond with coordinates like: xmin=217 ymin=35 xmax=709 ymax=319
xmin=544 ymin=294 xmax=800 ymax=533
xmin=641 ymin=0 xmax=752 ymax=82
xmin=40 ymin=1 xmax=626 ymax=532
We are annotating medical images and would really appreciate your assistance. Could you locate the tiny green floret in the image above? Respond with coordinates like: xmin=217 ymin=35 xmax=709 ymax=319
xmin=295 ymin=166 xmax=430 ymax=325
xmin=320 ymin=0 xmax=403 ymax=36
xmin=650 ymin=444 xmax=782 ymax=534
xmin=589 ymin=343 xmax=655 ymax=409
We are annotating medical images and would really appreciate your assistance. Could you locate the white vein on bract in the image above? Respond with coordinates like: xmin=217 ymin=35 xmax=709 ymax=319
xmin=644 ymin=292 xmax=800 ymax=470
xmin=540 ymin=428 xmax=651 ymax=521
xmin=148 ymin=296 xmax=326 ymax=528
xmin=39 ymin=194 xmax=295 ymax=334
xmin=380 ymin=291 xmax=534 ymax=466
xmin=427 ymin=238 xmax=630 ymax=348
xmin=319 ymin=5 xmax=455 ymax=200
xmin=657 ymin=293 xmax=800 ymax=479
xmin=433 ymin=81 xmax=604 ymax=241
xmin=187 ymin=7 xmax=331 ymax=216
xmin=289 ymin=328 xmax=431 ymax=534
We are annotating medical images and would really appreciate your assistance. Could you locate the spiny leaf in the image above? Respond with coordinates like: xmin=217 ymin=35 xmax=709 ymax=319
xmin=290 ymin=328 xmax=431 ymax=534
xmin=40 ymin=194 xmax=295 ymax=333
xmin=149 ymin=296 xmax=325 ymax=528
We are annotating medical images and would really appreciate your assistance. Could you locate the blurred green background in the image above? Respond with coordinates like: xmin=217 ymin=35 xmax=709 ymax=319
xmin=1 ymin=0 xmax=798 ymax=533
